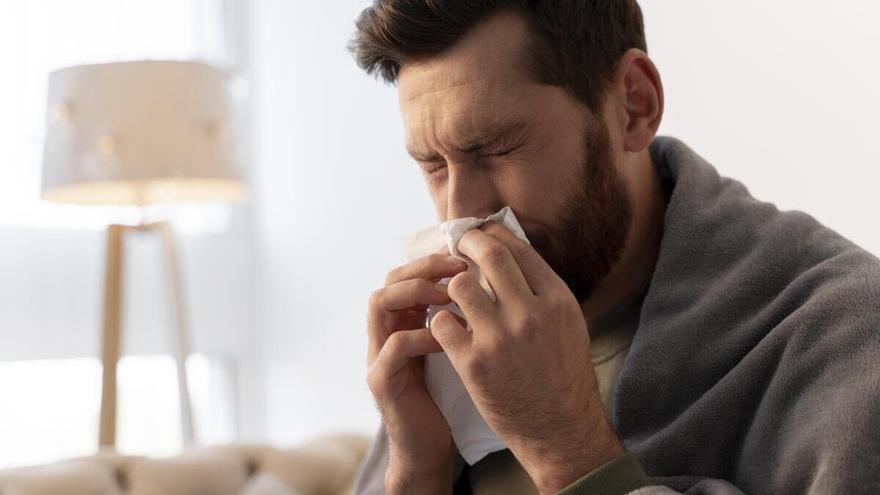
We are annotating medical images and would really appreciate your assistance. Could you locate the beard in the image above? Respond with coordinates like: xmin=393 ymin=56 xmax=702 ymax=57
xmin=523 ymin=117 xmax=632 ymax=304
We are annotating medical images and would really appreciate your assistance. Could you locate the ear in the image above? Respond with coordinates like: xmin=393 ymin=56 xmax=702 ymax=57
xmin=612 ymin=48 xmax=664 ymax=152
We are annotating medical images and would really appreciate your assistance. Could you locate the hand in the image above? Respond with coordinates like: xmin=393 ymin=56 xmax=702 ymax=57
xmin=429 ymin=223 xmax=624 ymax=494
xmin=367 ymin=253 xmax=469 ymax=494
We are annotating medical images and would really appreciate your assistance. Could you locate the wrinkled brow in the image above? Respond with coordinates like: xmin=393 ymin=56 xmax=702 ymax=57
xmin=406 ymin=120 xmax=529 ymax=162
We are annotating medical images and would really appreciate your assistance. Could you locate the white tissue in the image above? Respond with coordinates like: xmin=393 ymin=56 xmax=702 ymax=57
xmin=402 ymin=206 xmax=531 ymax=465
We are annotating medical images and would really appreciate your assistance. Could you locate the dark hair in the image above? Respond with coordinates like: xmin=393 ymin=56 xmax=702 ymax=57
xmin=349 ymin=0 xmax=647 ymax=113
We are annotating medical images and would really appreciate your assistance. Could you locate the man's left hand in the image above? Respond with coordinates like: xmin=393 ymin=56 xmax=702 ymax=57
xmin=429 ymin=222 xmax=625 ymax=494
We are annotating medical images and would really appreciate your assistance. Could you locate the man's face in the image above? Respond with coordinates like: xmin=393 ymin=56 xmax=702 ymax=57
xmin=398 ymin=9 xmax=632 ymax=303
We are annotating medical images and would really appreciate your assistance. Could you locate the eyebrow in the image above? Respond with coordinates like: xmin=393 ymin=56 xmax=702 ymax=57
xmin=407 ymin=121 xmax=529 ymax=162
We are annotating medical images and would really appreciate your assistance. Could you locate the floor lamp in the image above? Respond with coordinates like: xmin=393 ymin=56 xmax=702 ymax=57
xmin=39 ymin=61 xmax=247 ymax=449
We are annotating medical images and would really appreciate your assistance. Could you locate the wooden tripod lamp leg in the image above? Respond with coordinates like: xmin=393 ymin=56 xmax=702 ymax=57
xmin=99 ymin=225 xmax=125 ymax=448
xmin=157 ymin=221 xmax=196 ymax=446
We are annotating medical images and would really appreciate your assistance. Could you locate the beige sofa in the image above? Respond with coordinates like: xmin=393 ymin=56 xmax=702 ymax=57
xmin=0 ymin=433 xmax=371 ymax=495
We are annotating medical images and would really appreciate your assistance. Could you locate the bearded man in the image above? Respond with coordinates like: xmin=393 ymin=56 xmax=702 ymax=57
xmin=348 ymin=1 xmax=880 ymax=494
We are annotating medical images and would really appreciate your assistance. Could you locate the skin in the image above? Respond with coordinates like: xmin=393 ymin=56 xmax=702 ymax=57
xmin=366 ymin=8 xmax=665 ymax=495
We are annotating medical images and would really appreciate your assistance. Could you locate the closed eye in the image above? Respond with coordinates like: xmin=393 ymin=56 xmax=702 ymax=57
xmin=482 ymin=145 xmax=519 ymax=158
xmin=488 ymin=148 xmax=514 ymax=157
xmin=420 ymin=161 xmax=447 ymax=175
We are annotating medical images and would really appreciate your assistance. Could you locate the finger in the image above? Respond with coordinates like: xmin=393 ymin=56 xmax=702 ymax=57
xmin=374 ymin=279 xmax=451 ymax=312
xmin=429 ymin=310 xmax=471 ymax=361
xmin=446 ymin=271 xmax=497 ymax=330
xmin=368 ymin=280 xmax=451 ymax=364
xmin=400 ymin=309 xmax=429 ymax=331
xmin=481 ymin=222 xmax=560 ymax=295
xmin=370 ymin=329 xmax=443 ymax=389
xmin=385 ymin=253 xmax=468 ymax=286
xmin=457 ymin=229 xmax=534 ymax=301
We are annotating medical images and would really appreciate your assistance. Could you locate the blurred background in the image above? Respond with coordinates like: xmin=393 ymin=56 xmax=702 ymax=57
xmin=0 ymin=0 xmax=878 ymax=471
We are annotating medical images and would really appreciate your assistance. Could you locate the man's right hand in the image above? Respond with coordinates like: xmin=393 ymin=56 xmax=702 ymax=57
xmin=367 ymin=253 xmax=469 ymax=494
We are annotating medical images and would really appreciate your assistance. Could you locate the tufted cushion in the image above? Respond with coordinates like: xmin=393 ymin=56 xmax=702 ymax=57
xmin=0 ymin=460 xmax=122 ymax=495
xmin=258 ymin=433 xmax=370 ymax=495
xmin=0 ymin=433 xmax=371 ymax=495
xmin=125 ymin=450 xmax=249 ymax=495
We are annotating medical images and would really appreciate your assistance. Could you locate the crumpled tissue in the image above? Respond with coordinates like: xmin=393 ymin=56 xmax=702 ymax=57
xmin=402 ymin=206 xmax=531 ymax=465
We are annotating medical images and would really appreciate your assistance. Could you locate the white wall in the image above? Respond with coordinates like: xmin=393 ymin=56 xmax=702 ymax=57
xmin=642 ymin=0 xmax=880 ymax=255
xmin=249 ymin=0 xmax=880 ymax=445
xmin=250 ymin=1 xmax=436 ymax=444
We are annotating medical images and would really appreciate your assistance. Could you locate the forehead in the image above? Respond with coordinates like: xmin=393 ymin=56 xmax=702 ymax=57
xmin=397 ymin=9 xmax=539 ymax=141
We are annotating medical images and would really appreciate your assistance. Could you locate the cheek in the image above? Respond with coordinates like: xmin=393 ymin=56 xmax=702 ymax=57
xmin=498 ymin=157 xmax=575 ymax=222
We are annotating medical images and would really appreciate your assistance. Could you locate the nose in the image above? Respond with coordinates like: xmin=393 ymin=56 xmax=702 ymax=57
xmin=445 ymin=161 xmax=502 ymax=220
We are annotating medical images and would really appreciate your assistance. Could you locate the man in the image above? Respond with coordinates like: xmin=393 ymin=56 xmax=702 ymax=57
xmin=349 ymin=1 xmax=880 ymax=494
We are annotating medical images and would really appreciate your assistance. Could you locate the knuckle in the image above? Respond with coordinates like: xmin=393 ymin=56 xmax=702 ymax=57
xmin=517 ymin=310 xmax=542 ymax=332
xmin=549 ymin=289 xmax=574 ymax=310
xmin=464 ymin=356 xmax=488 ymax=379
xmin=480 ymin=243 xmax=508 ymax=265
xmin=383 ymin=331 xmax=404 ymax=355
xmin=510 ymin=242 xmax=530 ymax=260
xmin=384 ymin=267 xmax=402 ymax=286
xmin=460 ymin=229 xmax=480 ymax=244
xmin=447 ymin=272 xmax=473 ymax=295
xmin=432 ymin=309 xmax=454 ymax=329
xmin=366 ymin=367 xmax=380 ymax=389
xmin=366 ymin=369 xmax=389 ymax=398
xmin=368 ymin=288 xmax=386 ymax=308
xmin=476 ymin=338 xmax=498 ymax=358
xmin=483 ymin=222 xmax=504 ymax=235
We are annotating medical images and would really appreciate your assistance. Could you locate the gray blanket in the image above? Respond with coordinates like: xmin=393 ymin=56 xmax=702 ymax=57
xmin=353 ymin=136 xmax=880 ymax=494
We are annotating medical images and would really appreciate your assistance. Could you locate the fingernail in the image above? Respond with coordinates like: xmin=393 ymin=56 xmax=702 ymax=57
xmin=434 ymin=283 xmax=449 ymax=295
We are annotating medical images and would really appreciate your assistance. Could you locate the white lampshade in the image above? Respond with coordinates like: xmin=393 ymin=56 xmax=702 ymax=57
xmin=41 ymin=60 xmax=247 ymax=205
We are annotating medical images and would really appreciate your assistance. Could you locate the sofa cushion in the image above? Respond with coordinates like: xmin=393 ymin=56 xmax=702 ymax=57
xmin=126 ymin=450 xmax=249 ymax=495
xmin=258 ymin=433 xmax=371 ymax=495
xmin=0 ymin=460 xmax=122 ymax=495
xmin=0 ymin=432 xmax=370 ymax=495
